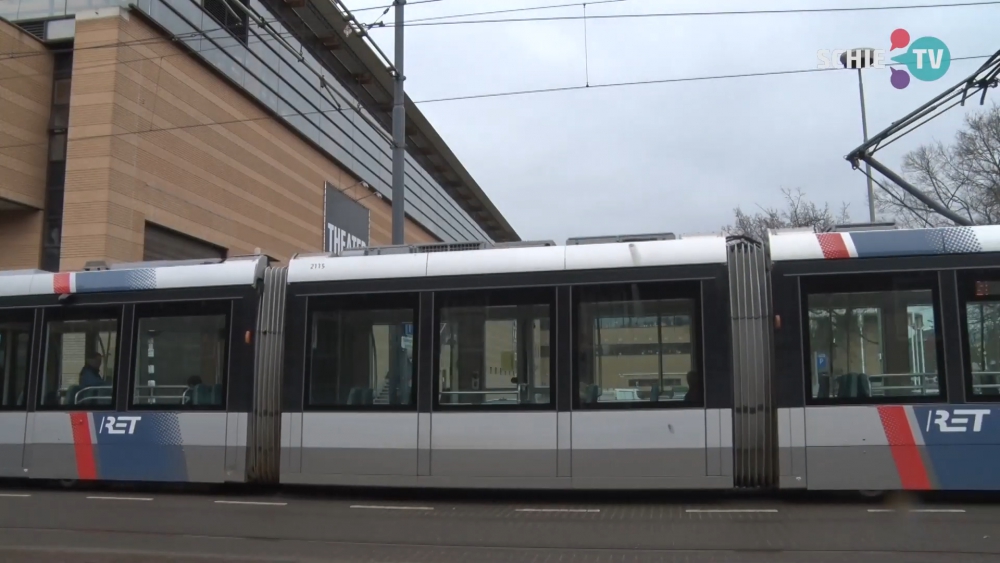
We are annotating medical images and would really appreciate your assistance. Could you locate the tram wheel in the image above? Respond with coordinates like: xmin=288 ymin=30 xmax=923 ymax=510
xmin=858 ymin=490 xmax=885 ymax=499
xmin=59 ymin=479 xmax=78 ymax=489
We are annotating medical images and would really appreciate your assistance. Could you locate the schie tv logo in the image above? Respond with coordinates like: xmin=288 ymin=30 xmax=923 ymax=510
xmin=817 ymin=29 xmax=950 ymax=89
xmin=100 ymin=415 xmax=141 ymax=435
xmin=926 ymin=409 xmax=990 ymax=433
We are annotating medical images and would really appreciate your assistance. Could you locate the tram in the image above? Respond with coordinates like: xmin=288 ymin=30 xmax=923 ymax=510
xmin=0 ymin=223 xmax=998 ymax=491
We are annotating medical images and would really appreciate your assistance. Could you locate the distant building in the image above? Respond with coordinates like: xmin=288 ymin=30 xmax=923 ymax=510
xmin=0 ymin=0 xmax=517 ymax=272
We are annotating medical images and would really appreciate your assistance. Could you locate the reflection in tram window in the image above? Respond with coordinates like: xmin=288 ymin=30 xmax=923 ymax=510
xmin=966 ymin=302 xmax=1000 ymax=397
xmin=0 ymin=319 xmax=31 ymax=408
xmin=808 ymin=290 xmax=940 ymax=400
xmin=133 ymin=314 xmax=228 ymax=408
xmin=308 ymin=307 xmax=414 ymax=407
xmin=438 ymin=303 xmax=551 ymax=406
xmin=40 ymin=316 xmax=118 ymax=408
xmin=577 ymin=293 xmax=699 ymax=407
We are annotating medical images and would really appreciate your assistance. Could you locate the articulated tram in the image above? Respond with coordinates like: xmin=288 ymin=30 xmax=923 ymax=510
xmin=1 ymin=224 xmax=999 ymax=491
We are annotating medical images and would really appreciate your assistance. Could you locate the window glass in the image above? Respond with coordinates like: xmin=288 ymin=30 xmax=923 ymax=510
xmin=966 ymin=280 xmax=1000 ymax=397
xmin=438 ymin=302 xmax=551 ymax=407
xmin=308 ymin=304 xmax=414 ymax=408
xmin=40 ymin=315 xmax=118 ymax=408
xmin=577 ymin=291 xmax=698 ymax=407
xmin=0 ymin=318 xmax=32 ymax=408
xmin=133 ymin=314 xmax=227 ymax=408
xmin=53 ymin=78 xmax=71 ymax=105
xmin=49 ymin=133 xmax=66 ymax=162
xmin=808 ymin=290 xmax=940 ymax=400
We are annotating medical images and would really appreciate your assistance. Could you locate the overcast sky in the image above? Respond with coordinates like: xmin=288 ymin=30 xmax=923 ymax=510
xmin=350 ymin=0 xmax=999 ymax=243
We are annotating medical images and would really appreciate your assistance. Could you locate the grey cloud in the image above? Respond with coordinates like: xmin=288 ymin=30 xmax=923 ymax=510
xmin=357 ymin=0 xmax=1000 ymax=242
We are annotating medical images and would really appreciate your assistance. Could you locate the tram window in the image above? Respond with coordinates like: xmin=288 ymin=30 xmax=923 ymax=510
xmin=965 ymin=301 xmax=1000 ymax=398
xmin=807 ymin=289 xmax=941 ymax=401
xmin=307 ymin=296 xmax=416 ymax=409
xmin=0 ymin=316 xmax=32 ymax=409
xmin=131 ymin=303 xmax=229 ymax=409
xmin=576 ymin=283 xmax=700 ymax=408
xmin=437 ymin=289 xmax=553 ymax=408
xmin=39 ymin=311 xmax=120 ymax=409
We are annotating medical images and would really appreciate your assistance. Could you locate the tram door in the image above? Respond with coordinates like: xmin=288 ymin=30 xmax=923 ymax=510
xmin=0 ymin=320 xmax=31 ymax=477
xmin=570 ymin=285 xmax=710 ymax=482
xmin=431 ymin=290 xmax=558 ymax=480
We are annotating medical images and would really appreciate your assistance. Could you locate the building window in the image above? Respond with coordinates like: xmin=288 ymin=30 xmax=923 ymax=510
xmin=41 ymin=52 xmax=72 ymax=272
xmin=203 ymin=0 xmax=249 ymax=45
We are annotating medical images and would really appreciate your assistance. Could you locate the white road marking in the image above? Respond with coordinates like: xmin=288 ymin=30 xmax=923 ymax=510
xmin=515 ymin=508 xmax=601 ymax=513
xmin=350 ymin=505 xmax=434 ymax=511
xmin=867 ymin=509 xmax=896 ymax=513
xmin=214 ymin=500 xmax=287 ymax=506
xmin=686 ymin=509 xmax=778 ymax=513
xmin=0 ymin=494 xmax=31 ymax=498
xmin=910 ymin=509 xmax=966 ymax=513
xmin=86 ymin=496 xmax=153 ymax=501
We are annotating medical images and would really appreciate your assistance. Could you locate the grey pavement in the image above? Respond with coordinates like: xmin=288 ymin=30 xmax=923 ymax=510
xmin=0 ymin=488 xmax=997 ymax=562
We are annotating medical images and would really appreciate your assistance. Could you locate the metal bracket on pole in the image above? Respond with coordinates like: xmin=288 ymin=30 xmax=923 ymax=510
xmin=859 ymin=155 xmax=973 ymax=227
xmin=842 ymin=48 xmax=1000 ymax=227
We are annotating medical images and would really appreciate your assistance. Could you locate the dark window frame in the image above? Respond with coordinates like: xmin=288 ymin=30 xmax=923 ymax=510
xmin=0 ymin=308 xmax=35 ymax=412
xmin=303 ymin=292 xmax=419 ymax=412
xmin=37 ymin=305 xmax=124 ymax=412
xmin=801 ymin=272 xmax=948 ymax=406
xmin=958 ymin=269 xmax=1000 ymax=403
xmin=202 ymin=0 xmax=250 ymax=46
xmin=127 ymin=300 xmax=233 ymax=412
xmin=432 ymin=286 xmax=557 ymax=412
xmin=572 ymin=280 xmax=704 ymax=411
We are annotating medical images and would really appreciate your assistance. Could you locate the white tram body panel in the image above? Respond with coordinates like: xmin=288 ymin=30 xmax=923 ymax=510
xmin=281 ymin=237 xmax=741 ymax=489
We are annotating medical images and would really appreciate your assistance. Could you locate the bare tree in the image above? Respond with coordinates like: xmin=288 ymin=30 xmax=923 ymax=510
xmin=876 ymin=103 xmax=1000 ymax=227
xmin=723 ymin=187 xmax=851 ymax=242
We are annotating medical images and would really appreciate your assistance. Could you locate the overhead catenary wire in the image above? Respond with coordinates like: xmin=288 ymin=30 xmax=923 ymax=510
xmin=0 ymin=53 xmax=992 ymax=158
xmin=407 ymin=0 xmax=629 ymax=23
xmin=412 ymin=54 xmax=993 ymax=104
xmin=350 ymin=0 xmax=452 ymax=12
xmin=367 ymin=0 xmax=1000 ymax=27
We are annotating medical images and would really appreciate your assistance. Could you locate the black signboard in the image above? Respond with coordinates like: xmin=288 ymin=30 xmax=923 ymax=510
xmin=323 ymin=182 xmax=371 ymax=254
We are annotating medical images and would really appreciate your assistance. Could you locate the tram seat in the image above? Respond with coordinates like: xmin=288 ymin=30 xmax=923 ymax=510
xmin=347 ymin=387 xmax=374 ymax=405
xmin=649 ymin=385 xmax=660 ymax=402
xmin=191 ymin=384 xmax=213 ymax=405
xmin=212 ymin=383 xmax=223 ymax=404
xmin=582 ymin=384 xmax=600 ymax=404
xmin=836 ymin=373 xmax=871 ymax=398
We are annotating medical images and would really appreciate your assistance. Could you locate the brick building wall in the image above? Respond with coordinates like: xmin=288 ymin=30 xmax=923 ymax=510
xmin=15 ymin=8 xmax=436 ymax=273
xmin=0 ymin=19 xmax=52 ymax=270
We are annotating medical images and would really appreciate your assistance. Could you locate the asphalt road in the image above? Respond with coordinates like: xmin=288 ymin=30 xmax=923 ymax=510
xmin=0 ymin=486 xmax=998 ymax=562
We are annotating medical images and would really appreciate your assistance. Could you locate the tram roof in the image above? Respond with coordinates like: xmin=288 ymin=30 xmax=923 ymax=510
xmin=768 ymin=225 xmax=1000 ymax=262
xmin=287 ymin=236 xmax=729 ymax=284
xmin=0 ymin=256 xmax=267 ymax=298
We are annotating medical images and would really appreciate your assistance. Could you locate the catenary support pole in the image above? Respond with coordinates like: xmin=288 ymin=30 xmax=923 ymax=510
xmin=857 ymin=69 xmax=876 ymax=223
xmin=860 ymin=155 xmax=973 ymax=226
xmin=391 ymin=0 xmax=406 ymax=245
